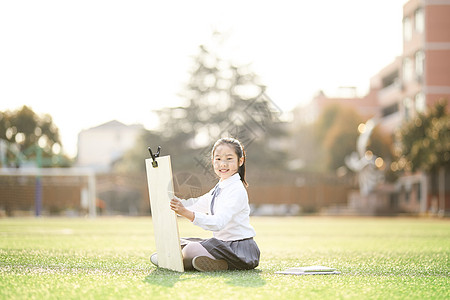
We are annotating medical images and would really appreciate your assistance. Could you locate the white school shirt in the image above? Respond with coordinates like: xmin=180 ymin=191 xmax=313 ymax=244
xmin=180 ymin=173 xmax=256 ymax=241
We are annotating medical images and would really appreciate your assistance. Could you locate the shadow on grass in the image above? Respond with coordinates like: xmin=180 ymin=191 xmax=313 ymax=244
xmin=203 ymin=269 xmax=266 ymax=287
xmin=144 ymin=268 xmax=183 ymax=287
xmin=144 ymin=268 xmax=265 ymax=288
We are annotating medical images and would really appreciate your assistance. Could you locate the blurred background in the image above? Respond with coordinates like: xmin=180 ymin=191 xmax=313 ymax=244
xmin=0 ymin=0 xmax=449 ymax=217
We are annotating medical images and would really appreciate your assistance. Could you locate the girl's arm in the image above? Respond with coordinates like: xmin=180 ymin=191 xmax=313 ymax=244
xmin=170 ymin=198 xmax=194 ymax=222
xmin=177 ymin=189 xmax=213 ymax=213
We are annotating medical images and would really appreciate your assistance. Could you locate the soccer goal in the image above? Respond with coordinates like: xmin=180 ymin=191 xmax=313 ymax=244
xmin=0 ymin=167 xmax=96 ymax=217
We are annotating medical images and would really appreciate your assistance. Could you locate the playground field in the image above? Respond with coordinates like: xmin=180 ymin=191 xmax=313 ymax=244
xmin=1 ymin=216 xmax=449 ymax=299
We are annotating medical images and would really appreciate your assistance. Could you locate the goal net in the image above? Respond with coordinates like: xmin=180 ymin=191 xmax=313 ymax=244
xmin=0 ymin=168 xmax=96 ymax=217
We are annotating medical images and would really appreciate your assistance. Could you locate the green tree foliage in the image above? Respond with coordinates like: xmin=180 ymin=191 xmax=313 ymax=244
xmin=315 ymin=103 xmax=342 ymax=142
xmin=120 ymin=37 xmax=288 ymax=178
xmin=319 ymin=105 xmax=363 ymax=170
xmin=315 ymin=104 xmax=394 ymax=172
xmin=289 ymin=122 xmax=322 ymax=172
xmin=0 ymin=106 xmax=70 ymax=167
xmin=396 ymin=99 xmax=450 ymax=172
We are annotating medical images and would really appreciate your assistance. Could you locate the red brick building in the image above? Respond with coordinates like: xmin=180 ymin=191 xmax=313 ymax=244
xmin=372 ymin=0 xmax=450 ymax=215
xmin=292 ymin=0 xmax=450 ymax=215
xmin=372 ymin=0 xmax=450 ymax=133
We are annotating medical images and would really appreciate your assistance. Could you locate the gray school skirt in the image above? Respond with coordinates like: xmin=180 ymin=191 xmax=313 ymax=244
xmin=180 ymin=237 xmax=260 ymax=270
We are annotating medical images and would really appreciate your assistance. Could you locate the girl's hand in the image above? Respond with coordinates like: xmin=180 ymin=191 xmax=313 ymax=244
xmin=170 ymin=198 xmax=194 ymax=222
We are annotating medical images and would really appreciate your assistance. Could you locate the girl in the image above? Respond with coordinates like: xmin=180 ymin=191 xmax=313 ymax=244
xmin=151 ymin=137 xmax=260 ymax=272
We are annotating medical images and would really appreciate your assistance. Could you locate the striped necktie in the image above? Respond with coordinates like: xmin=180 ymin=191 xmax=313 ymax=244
xmin=210 ymin=185 xmax=221 ymax=215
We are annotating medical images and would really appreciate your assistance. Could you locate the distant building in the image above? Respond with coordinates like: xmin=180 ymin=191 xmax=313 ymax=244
xmin=372 ymin=0 xmax=450 ymax=133
xmin=292 ymin=87 xmax=379 ymax=127
xmin=295 ymin=1 xmax=450 ymax=130
xmin=372 ymin=0 xmax=450 ymax=215
xmin=291 ymin=0 xmax=450 ymax=215
xmin=77 ymin=120 xmax=144 ymax=172
xmin=369 ymin=57 xmax=403 ymax=132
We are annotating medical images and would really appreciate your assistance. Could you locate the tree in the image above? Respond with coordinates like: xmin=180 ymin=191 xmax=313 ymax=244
xmin=0 ymin=106 xmax=69 ymax=167
xmin=314 ymin=104 xmax=394 ymax=173
xmin=288 ymin=121 xmax=317 ymax=172
xmin=396 ymin=99 xmax=450 ymax=173
xmin=146 ymin=35 xmax=288 ymax=179
xmin=395 ymin=99 xmax=449 ymax=214
xmin=322 ymin=106 xmax=363 ymax=171
xmin=312 ymin=104 xmax=362 ymax=171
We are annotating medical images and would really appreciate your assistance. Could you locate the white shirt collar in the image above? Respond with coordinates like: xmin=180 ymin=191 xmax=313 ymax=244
xmin=217 ymin=173 xmax=241 ymax=189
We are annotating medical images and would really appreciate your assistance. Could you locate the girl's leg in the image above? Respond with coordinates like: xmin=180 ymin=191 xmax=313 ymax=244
xmin=182 ymin=242 xmax=215 ymax=270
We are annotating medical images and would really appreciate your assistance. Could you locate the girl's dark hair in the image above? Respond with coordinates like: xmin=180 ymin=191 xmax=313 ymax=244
xmin=211 ymin=137 xmax=248 ymax=187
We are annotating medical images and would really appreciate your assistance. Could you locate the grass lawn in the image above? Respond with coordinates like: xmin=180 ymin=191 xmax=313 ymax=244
xmin=0 ymin=216 xmax=449 ymax=299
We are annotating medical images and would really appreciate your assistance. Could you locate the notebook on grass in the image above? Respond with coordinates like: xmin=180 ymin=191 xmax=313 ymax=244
xmin=276 ymin=265 xmax=340 ymax=275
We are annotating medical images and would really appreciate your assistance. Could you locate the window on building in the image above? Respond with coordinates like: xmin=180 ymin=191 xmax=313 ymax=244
xmin=402 ymin=57 xmax=413 ymax=82
xmin=414 ymin=8 xmax=424 ymax=33
xmin=382 ymin=71 xmax=399 ymax=88
xmin=415 ymin=50 xmax=425 ymax=78
xmin=403 ymin=16 xmax=412 ymax=41
xmin=415 ymin=92 xmax=426 ymax=113
xmin=382 ymin=102 xmax=399 ymax=117
xmin=403 ymin=97 xmax=413 ymax=120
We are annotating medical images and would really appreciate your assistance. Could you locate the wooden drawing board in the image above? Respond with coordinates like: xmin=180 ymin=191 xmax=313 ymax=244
xmin=145 ymin=155 xmax=184 ymax=272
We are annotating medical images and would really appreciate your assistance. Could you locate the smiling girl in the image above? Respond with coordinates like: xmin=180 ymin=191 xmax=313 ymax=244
xmin=151 ymin=137 xmax=260 ymax=272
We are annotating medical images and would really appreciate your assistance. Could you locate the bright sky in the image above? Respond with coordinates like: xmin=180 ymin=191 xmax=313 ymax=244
xmin=0 ymin=0 xmax=408 ymax=157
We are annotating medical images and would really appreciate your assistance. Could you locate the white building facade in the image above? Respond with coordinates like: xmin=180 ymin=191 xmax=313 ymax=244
xmin=77 ymin=120 xmax=144 ymax=172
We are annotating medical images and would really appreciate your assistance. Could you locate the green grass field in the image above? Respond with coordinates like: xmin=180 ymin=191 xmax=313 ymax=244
xmin=1 ymin=217 xmax=449 ymax=299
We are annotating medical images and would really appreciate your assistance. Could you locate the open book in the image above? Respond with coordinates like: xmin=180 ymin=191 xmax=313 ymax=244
xmin=275 ymin=265 xmax=340 ymax=275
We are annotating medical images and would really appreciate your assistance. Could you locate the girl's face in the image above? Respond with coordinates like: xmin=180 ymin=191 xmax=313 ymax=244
xmin=213 ymin=144 xmax=244 ymax=181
